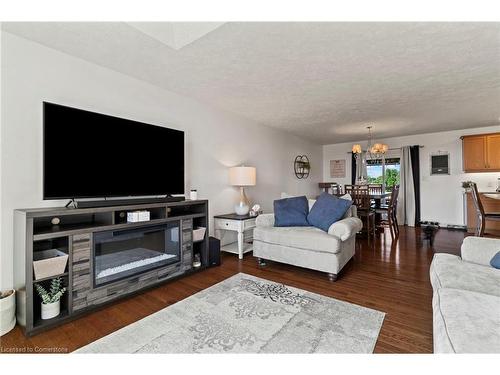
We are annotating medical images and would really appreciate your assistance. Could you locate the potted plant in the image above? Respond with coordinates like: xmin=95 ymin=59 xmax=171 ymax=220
xmin=0 ymin=289 xmax=16 ymax=336
xmin=35 ymin=277 xmax=66 ymax=320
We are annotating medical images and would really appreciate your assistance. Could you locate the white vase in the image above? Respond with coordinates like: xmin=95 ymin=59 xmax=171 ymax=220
xmin=41 ymin=300 xmax=60 ymax=320
xmin=0 ymin=290 xmax=16 ymax=336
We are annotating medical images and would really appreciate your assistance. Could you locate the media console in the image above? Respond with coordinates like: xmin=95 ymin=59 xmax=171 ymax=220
xmin=14 ymin=200 xmax=209 ymax=336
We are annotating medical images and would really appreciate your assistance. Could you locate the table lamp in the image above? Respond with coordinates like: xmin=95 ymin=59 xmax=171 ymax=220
xmin=229 ymin=166 xmax=256 ymax=215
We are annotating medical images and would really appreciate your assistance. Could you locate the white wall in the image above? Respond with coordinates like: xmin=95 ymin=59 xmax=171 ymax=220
xmin=0 ymin=27 xmax=3 ymax=275
xmin=0 ymin=32 xmax=322 ymax=290
xmin=323 ymin=126 xmax=500 ymax=227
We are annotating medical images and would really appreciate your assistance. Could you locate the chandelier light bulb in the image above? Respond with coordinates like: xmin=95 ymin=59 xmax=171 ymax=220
xmin=351 ymin=126 xmax=388 ymax=159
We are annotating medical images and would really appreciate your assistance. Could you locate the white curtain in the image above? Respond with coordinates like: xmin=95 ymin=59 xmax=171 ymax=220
xmin=355 ymin=153 xmax=368 ymax=183
xmin=397 ymin=146 xmax=416 ymax=226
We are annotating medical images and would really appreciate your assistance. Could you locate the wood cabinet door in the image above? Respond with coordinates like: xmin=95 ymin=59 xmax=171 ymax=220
xmin=463 ymin=136 xmax=486 ymax=171
xmin=486 ymin=134 xmax=500 ymax=170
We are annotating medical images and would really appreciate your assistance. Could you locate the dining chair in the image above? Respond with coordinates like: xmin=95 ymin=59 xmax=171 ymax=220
xmin=344 ymin=184 xmax=354 ymax=195
xmin=469 ymin=182 xmax=500 ymax=236
xmin=345 ymin=184 xmax=368 ymax=195
xmin=375 ymin=184 xmax=400 ymax=238
xmin=351 ymin=187 xmax=375 ymax=245
xmin=318 ymin=182 xmax=331 ymax=194
xmin=318 ymin=182 xmax=343 ymax=196
xmin=331 ymin=184 xmax=343 ymax=195
xmin=368 ymin=184 xmax=383 ymax=194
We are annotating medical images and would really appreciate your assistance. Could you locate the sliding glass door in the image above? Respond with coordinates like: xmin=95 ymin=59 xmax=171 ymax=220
xmin=367 ymin=157 xmax=401 ymax=190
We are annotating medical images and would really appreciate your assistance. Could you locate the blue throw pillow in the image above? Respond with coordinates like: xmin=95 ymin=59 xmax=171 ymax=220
xmin=490 ymin=251 xmax=500 ymax=269
xmin=274 ymin=196 xmax=310 ymax=227
xmin=307 ymin=192 xmax=352 ymax=232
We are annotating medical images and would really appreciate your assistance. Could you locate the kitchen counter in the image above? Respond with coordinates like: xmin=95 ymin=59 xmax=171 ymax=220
xmin=484 ymin=193 xmax=500 ymax=200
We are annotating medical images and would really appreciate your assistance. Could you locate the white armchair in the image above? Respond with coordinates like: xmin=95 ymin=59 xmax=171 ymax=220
xmin=253 ymin=211 xmax=362 ymax=281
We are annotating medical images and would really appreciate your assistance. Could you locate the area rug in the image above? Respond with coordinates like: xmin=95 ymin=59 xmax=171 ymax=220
xmin=75 ymin=273 xmax=385 ymax=353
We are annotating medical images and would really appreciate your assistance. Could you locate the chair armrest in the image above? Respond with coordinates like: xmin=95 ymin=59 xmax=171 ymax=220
xmin=255 ymin=213 xmax=275 ymax=228
xmin=328 ymin=217 xmax=363 ymax=241
xmin=461 ymin=236 xmax=500 ymax=266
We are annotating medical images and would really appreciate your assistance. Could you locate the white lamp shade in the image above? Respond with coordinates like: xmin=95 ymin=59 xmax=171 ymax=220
xmin=229 ymin=166 xmax=256 ymax=186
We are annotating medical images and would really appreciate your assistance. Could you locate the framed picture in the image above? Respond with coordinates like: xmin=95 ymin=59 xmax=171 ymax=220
xmin=330 ymin=159 xmax=346 ymax=178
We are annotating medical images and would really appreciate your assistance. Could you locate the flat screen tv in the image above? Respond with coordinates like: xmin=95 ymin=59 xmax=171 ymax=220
xmin=43 ymin=102 xmax=184 ymax=199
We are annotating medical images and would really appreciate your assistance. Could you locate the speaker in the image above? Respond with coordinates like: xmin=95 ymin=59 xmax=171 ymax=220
xmin=208 ymin=236 xmax=221 ymax=267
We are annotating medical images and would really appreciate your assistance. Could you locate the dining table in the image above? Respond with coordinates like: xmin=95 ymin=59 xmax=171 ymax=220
xmin=332 ymin=191 xmax=392 ymax=233
xmin=333 ymin=191 xmax=391 ymax=207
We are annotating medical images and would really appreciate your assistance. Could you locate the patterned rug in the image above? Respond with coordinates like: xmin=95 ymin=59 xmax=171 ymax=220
xmin=76 ymin=273 xmax=385 ymax=353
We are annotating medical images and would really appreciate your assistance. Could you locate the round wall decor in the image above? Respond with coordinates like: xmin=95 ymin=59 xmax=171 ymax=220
xmin=294 ymin=155 xmax=310 ymax=179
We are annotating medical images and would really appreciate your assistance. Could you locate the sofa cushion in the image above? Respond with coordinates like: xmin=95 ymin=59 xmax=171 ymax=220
xmin=281 ymin=192 xmax=316 ymax=211
xmin=307 ymin=193 xmax=352 ymax=232
xmin=490 ymin=251 xmax=500 ymax=269
xmin=433 ymin=288 xmax=500 ymax=353
xmin=281 ymin=192 xmax=356 ymax=218
xmin=430 ymin=253 xmax=500 ymax=297
xmin=253 ymin=225 xmax=342 ymax=254
xmin=273 ymin=196 xmax=309 ymax=227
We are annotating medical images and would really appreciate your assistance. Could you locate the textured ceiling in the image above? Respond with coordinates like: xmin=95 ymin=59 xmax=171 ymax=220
xmin=126 ymin=22 xmax=225 ymax=50
xmin=3 ymin=22 xmax=500 ymax=144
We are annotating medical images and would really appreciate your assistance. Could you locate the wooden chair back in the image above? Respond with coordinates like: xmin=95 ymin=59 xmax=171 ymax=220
xmin=345 ymin=184 xmax=368 ymax=195
xmin=351 ymin=187 xmax=371 ymax=211
xmin=319 ymin=182 xmax=343 ymax=195
xmin=469 ymin=182 xmax=485 ymax=217
xmin=388 ymin=185 xmax=400 ymax=212
xmin=368 ymin=184 xmax=383 ymax=194
xmin=331 ymin=184 xmax=343 ymax=195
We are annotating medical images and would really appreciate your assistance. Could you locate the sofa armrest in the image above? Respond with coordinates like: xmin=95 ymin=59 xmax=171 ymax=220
xmin=256 ymin=213 xmax=275 ymax=228
xmin=461 ymin=236 xmax=500 ymax=266
xmin=328 ymin=217 xmax=363 ymax=241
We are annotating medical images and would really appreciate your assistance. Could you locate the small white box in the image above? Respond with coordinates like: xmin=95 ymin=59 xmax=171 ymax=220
xmin=127 ymin=211 xmax=140 ymax=222
xmin=127 ymin=210 xmax=150 ymax=223
xmin=138 ymin=210 xmax=150 ymax=221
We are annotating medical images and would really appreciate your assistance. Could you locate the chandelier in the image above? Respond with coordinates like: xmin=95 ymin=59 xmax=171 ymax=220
xmin=352 ymin=126 xmax=388 ymax=159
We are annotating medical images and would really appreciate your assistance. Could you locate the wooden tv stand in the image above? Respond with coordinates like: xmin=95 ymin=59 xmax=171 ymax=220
xmin=14 ymin=200 xmax=209 ymax=336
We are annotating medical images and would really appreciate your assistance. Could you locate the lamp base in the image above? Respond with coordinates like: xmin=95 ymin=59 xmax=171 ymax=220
xmin=235 ymin=205 xmax=249 ymax=216
xmin=235 ymin=187 xmax=250 ymax=215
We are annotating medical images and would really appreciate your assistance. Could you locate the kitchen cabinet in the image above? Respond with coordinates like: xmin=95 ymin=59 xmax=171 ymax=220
xmin=462 ymin=132 xmax=500 ymax=172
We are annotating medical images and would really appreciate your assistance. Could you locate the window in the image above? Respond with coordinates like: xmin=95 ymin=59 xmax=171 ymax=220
xmin=367 ymin=157 xmax=400 ymax=188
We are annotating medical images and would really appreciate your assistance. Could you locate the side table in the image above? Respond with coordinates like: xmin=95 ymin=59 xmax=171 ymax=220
xmin=214 ymin=213 xmax=256 ymax=259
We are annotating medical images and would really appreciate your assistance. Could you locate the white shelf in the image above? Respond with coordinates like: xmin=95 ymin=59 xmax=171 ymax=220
xmin=221 ymin=241 xmax=253 ymax=255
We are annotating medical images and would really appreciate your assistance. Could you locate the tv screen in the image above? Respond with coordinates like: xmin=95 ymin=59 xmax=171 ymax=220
xmin=43 ymin=102 xmax=184 ymax=199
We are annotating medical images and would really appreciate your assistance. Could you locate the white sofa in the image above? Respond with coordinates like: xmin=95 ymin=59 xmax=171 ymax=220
xmin=430 ymin=236 xmax=500 ymax=353
xmin=253 ymin=205 xmax=362 ymax=280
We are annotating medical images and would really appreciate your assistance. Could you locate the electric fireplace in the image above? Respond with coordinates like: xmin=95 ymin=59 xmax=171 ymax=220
xmin=93 ymin=222 xmax=181 ymax=286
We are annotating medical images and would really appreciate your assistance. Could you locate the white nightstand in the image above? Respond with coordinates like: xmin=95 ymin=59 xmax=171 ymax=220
xmin=213 ymin=213 xmax=257 ymax=259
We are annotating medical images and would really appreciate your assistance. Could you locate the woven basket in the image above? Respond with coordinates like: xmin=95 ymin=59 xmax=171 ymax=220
xmin=33 ymin=249 xmax=68 ymax=280
xmin=193 ymin=227 xmax=206 ymax=242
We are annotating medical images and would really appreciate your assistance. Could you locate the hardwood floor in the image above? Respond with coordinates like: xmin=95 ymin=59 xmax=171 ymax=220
xmin=0 ymin=226 xmax=468 ymax=354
